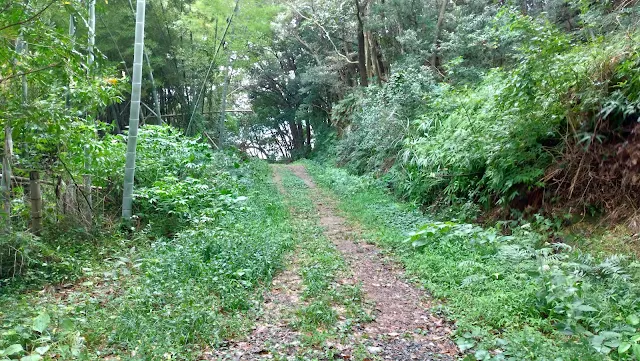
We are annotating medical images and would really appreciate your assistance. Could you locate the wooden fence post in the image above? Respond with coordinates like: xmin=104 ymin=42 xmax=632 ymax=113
xmin=29 ymin=171 xmax=42 ymax=235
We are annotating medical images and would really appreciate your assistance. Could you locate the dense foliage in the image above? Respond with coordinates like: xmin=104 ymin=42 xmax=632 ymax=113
xmin=306 ymin=161 xmax=640 ymax=361
xmin=235 ymin=0 xmax=640 ymax=219
xmin=7 ymin=0 xmax=640 ymax=224
xmin=328 ymin=5 xmax=640 ymax=216
xmin=0 ymin=128 xmax=297 ymax=360
xmin=4 ymin=0 xmax=640 ymax=360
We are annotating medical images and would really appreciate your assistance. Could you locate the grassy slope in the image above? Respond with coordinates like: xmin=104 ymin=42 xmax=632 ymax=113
xmin=303 ymin=160 xmax=640 ymax=361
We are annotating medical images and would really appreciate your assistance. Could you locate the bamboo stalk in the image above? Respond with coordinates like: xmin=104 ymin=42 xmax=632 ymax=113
xmin=84 ymin=0 xmax=96 ymax=227
xmin=122 ymin=0 xmax=146 ymax=220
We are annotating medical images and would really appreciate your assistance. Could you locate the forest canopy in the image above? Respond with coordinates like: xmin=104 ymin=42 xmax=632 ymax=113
xmin=4 ymin=0 xmax=640 ymax=215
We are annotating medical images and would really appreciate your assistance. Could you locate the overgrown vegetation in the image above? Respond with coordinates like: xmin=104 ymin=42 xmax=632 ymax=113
xmin=237 ymin=0 xmax=640 ymax=223
xmin=305 ymin=161 xmax=640 ymax=360
xmin=89 ymin=161 xmax=294 ymax=359
xmin=0 ymin=129 xmax=296 ymax=360
xmin=333 ymin=10 xmax=640 ymax=219
xmin=5 ymin=0 xmax=640 ymax=359
xmin=275 ymin=168 xmax=373 ymax=359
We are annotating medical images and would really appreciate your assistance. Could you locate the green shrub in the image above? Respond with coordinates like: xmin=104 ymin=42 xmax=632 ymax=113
xmin=135 ymin=175 xmax=247 ymax=234
xmin=335 ymin=66 xmax=435 ymax=175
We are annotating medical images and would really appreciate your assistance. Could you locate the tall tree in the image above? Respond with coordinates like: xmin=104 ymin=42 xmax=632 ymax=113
xmin=354 ymin=0 xmax=368 ymax=87
xmin=431 ymin=0 xmax=449 ymax=74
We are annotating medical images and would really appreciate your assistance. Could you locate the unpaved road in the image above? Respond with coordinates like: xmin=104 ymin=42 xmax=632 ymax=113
xmin=207 ymin=164 xmax=458 ymax=360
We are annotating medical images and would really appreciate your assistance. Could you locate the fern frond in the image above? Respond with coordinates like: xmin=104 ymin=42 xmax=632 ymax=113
xmin=461 ymin=274 xmax=488 ymax=288
xmin=498 ymin=244 xmax=535 ymax=261
xmin=458 ymin=260 xmax=484 ymax=270
xmin=595 ymin=255 xmax=630 ymax=281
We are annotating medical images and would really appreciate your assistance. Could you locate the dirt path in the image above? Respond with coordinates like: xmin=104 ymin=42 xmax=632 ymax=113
xmin=208 ymin=164 xmax=458 ymax=360
xmin=205 ymin=253 xmax=305 ymax=360
xmin=287 ymin=165 xmax=458 ymax=360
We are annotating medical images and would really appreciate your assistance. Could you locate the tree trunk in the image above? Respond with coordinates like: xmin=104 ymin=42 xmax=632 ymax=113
xmin=297 ymin=121 xmax=304 ymax=157
xmin=342 ymin=33 xmax=355 ymax=88
xmin=355 ymin=0 xmax=368 ymax=87
xmin=289 ymin=120 xmax=304 ymax=158
xmin=305 ymin=120 xmax=312 ymax=154
xmin=367 ymin=32 xmax=383 ymax=84
xmin=122 ymin=0 xmax=147 ymax=220
xmin=66 ymin=15 xmax=75 ymax=108
xmin=374 ymin=36 xmax=385 ymax=80
xmin=1 ymin=126 xmax=11 ymax=230
xmin=364 ymin=31 xmax=372 ymax=78
xmin=88 ymin=0 xmax=95 ymax=63
xmin=431 ymin=0 xmax=449 ymax=75
xmin=126 ymin=0 xmax=161 ymax=126
xmin=29 ymin=171 xmax=42 ymax=235
xmin=207 ymin=85 xmax=214 ymax=127
xmin=18 ymin=36 xmax=44 ymax=235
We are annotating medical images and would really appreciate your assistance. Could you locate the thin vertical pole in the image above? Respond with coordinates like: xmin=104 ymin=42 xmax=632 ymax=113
xmin=122 ymin=0 xmax=146 ymax=220
xmin=84 ymin=0 xmax=96 ymax=225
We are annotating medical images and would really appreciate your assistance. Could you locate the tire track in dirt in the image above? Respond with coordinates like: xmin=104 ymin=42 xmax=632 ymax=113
xmin=204 ymin=167 xmax=304 ymax=360
xmin=207 ymin=164 xmax=458 ymax=360
xmin=287 ymin=164 xmax=459 ymax=361
xmin=204 ymin=254 xmax=304 ymax=360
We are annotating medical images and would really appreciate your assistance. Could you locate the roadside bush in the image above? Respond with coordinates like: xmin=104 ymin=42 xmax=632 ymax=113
xmin=332 ymin=11 xmax=640 ymax=216
xmin=1 ymin=126 xmax=238 ymax=288
xmin=94 ymin=125 xmax=215 ymax=190
xmin=135 ymin=174 xmax=247 ymax=235
xmin=335 ymin=65 xmax=435 ymax=175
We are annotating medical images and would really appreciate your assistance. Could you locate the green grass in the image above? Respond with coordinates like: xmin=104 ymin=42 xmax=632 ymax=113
xmin=275 ymin=168 xmax=373 ymax=359
xmin=86 ymin=161 xmax=296 ymax=360
xmin=302 ymin=160 xmax=640 ymax=361
xmin=0 ymin=160 xmax=297 ymax=361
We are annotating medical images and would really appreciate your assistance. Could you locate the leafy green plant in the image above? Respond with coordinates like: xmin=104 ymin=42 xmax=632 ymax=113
xmin=534 ymin=265 xmax=597 ymax=335
xmin=405 ymin=220 xmax=513 ymax=249
xmin=590 ymin=317 xmax=640 ymax=359
xmin=135 ymin=175 xmax=247 ymax=233
xmin=0 ymin=310 xmax=84 ymax=361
